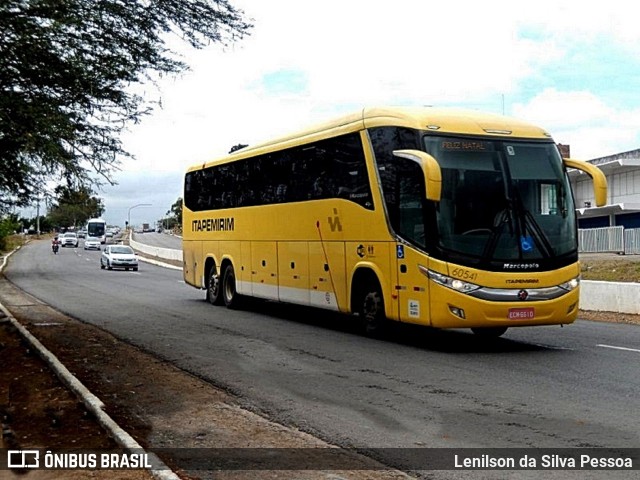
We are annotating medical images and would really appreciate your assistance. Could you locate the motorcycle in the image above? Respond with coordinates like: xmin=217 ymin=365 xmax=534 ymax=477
xmin=52 ymin=242 xmax=59 ymax=254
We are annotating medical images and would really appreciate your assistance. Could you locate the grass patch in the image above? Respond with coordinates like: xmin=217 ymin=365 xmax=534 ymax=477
xmin=580 ymin=259 xmax=640 ymax=283
xmin=0 ymin=234 xmax=27 ymax=255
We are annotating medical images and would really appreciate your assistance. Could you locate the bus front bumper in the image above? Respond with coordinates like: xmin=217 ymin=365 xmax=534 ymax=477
xmin=429 ymin=282 xmax=580 ymax=329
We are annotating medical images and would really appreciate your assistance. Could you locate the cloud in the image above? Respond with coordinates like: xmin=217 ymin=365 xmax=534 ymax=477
xmin=109 ymin=0 xmax=640 ymax=224
xmin=98 ymin=171 xmax=183 ymax=227
xmin=514 ymin=88 xmax=640 ymax=159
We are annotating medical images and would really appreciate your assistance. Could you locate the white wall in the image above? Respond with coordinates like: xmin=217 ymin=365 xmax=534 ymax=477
xmin=581 ymin=280 xmax=640 ymax=314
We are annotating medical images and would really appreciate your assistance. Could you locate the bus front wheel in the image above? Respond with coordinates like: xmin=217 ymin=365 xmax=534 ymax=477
xmin=222 ymin=265 xmax=242 ymax=309
xmin=360 ymin=287 xmax=386 ymax=337
xmin=471 ymin=327 xmax=508 ymax=338
xmin=206 ymin=267 xmax=224 ymax=306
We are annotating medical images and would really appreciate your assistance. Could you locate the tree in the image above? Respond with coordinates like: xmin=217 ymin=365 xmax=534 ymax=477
xmin=170 ymin=197 xmax=183 ymax=226
xmin=0 ymin=1 xmax=252 ymax=212
xmin=47 ymin=185 xmax=104 ymax=228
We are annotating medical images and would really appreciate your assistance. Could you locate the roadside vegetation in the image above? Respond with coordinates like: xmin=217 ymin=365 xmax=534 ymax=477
xmin=581 ymin=257 xmax=640 ymax=282
xmin=0 ymin=217 xmax=22 ymax=253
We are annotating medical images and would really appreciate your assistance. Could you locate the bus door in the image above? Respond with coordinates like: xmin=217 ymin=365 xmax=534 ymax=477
xmin=395 ymin=244 xmax=431 ymax=326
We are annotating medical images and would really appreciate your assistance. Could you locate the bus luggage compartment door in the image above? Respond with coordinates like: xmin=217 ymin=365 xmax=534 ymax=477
xmin=309 ymin=242 xmax=345 ymax=311
xmin=250 ymin=241 xmax=278 ymax=301
xmin=277 ymin=242 xmax=310 ymax=306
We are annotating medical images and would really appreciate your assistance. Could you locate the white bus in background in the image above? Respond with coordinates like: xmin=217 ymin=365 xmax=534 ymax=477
xmin=86 ymin=218 xmax=107 ymax=244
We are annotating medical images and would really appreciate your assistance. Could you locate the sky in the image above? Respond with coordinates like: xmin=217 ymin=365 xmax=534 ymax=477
xmin=74 ymin=0 xmax=640 ymax=227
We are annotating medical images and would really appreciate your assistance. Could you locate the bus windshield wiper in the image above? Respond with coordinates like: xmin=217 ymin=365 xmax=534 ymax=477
xmin=481 ymin=202 xmax=517 ymax=261
xmin=511 ymin=187 xmax=553 ymax=258
xmin=522 ymin=209 xmax=554 ymax=258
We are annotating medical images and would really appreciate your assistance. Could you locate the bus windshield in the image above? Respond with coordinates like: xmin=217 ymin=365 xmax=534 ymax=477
xmin=87 ymin=219 xmax=107 ymax=243
xmin=87 ymin=222 xmax=105 ymax=237
xmin=423 ymin=137 xmax=577 ymax=268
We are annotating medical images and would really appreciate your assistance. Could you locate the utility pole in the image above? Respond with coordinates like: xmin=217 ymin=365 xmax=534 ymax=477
xmin=36 ymin=198 xmax=40 ymax=235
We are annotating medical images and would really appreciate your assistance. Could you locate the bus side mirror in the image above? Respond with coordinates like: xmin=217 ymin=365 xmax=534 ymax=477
xmin=392 ymin=149 xmax=442 ymax=202
xmin=563 ymin=158 xmax=607 ymax=207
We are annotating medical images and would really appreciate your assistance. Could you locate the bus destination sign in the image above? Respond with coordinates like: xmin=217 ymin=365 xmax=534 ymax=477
xmin=441 ymin=140 xmax=490 ymax=151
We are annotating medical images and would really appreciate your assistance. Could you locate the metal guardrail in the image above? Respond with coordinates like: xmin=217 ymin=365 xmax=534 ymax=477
xmin=579 ymin=226 xmax=640 ymax=254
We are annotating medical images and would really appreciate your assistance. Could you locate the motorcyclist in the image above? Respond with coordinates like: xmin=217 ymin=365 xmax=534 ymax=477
xmin=52 ymin=235 xmax=60 ymax=254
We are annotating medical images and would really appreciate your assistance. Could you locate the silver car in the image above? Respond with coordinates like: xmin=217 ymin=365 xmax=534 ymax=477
xmin=100 ymin=245 xmax=139 ymax=271
xmin=60 ymin=232 xmax=78 ymax=248
xmin=83 ymin=236 xmax=101 ymax=250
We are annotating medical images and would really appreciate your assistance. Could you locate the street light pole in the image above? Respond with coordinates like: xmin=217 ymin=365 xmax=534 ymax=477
xmin=127 ymin=203 xmax=152 ymax=231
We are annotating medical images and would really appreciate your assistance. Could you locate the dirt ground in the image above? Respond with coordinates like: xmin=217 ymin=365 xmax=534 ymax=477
xmin=1 ymin=251 xmax=639 ymax=479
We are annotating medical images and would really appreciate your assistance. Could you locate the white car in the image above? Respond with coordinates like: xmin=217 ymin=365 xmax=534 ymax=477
xmin=101 ymin=245 xmax=138 ymax=271
xmin=60 ymin=232 xmax=78 ymax=248
xmin=83 ymin=236 xmax=101 ymax=250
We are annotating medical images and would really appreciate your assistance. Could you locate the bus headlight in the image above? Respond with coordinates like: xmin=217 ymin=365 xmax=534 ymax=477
xmin=421 ymin=267 xmax=481 ymax=294
xmin=559 ymin=277 xmax=580 ymax=292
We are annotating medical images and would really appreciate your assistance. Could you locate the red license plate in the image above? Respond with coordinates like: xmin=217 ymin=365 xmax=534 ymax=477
xmin=508 ymin=307 xmax=535 ymax=320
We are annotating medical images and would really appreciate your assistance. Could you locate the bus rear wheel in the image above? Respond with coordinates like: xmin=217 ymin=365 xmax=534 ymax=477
xmin=222 ymin=264 xmax=242 ymax=309
xmin=471 ymin=327 xmax=508 ymax=338
xmin=360 ymin=287 xmax=386 ymax=337
xmin=206 ymin=267 xmax=224 ymax=306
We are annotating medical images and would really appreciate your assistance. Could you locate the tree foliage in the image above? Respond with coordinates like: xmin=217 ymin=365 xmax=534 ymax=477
xmin=0 ymin=0 xmax=252 ymax=211
xmin=170 ymin=196 xmax=183 ymax=226
xmin=47 ymin=185 xmax=105 ymax=228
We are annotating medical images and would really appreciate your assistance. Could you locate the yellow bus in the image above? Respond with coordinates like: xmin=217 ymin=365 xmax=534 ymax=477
xmin=182 ymin=107 xmax=607 ymax=337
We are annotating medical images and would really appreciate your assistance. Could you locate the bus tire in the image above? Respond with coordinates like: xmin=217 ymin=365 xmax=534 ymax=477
xmin=471 ymin=326 xmax=508 ymax=338
xmin=206 ymin=267 xmax=224 ymax=306
xmin=360 ymin=285 xmax=386 ymax=337
xmin=222 ymin=264 xmax=242 ymax=309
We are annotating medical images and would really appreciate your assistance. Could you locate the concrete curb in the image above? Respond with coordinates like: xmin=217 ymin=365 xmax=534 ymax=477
xmin=127 ymin=230 xmax=182 ymax=271
xmin=0 ymin=247 xmax=180 ymax=480
xmin=137 ymin=256 xmax=182 ymax=271
xmin=130 ymin=233 xmax=182 ymax=263
xmin=581 ymin=279 xmax=640 ymax=314
xmin=0 ymin=245 xmax=19 ymax=271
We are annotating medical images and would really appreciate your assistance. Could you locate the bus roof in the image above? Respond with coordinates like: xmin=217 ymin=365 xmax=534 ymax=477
xmin=188 ymin=107 xmax=552 ymax=172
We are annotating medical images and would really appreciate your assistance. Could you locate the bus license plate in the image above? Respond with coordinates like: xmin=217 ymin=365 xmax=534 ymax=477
xmin=508 ymin=307 xmax=535 ymax=320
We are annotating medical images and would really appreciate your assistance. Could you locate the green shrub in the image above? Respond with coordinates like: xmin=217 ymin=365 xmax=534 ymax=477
xmin=0 ymin=217 xmax=19 ymax=252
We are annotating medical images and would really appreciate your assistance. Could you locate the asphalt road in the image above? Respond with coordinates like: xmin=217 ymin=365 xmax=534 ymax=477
xmin=131 ymin=231 xmax=181 ymax=249
xmin=6 ymin=239 xmax=640 ymax=473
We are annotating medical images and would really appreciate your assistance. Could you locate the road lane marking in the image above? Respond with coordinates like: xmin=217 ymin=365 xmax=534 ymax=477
xmin=527 ymin=343 xmax=574 ymax=351
xmin=597 ymin=344 xmax=640 ymax=354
